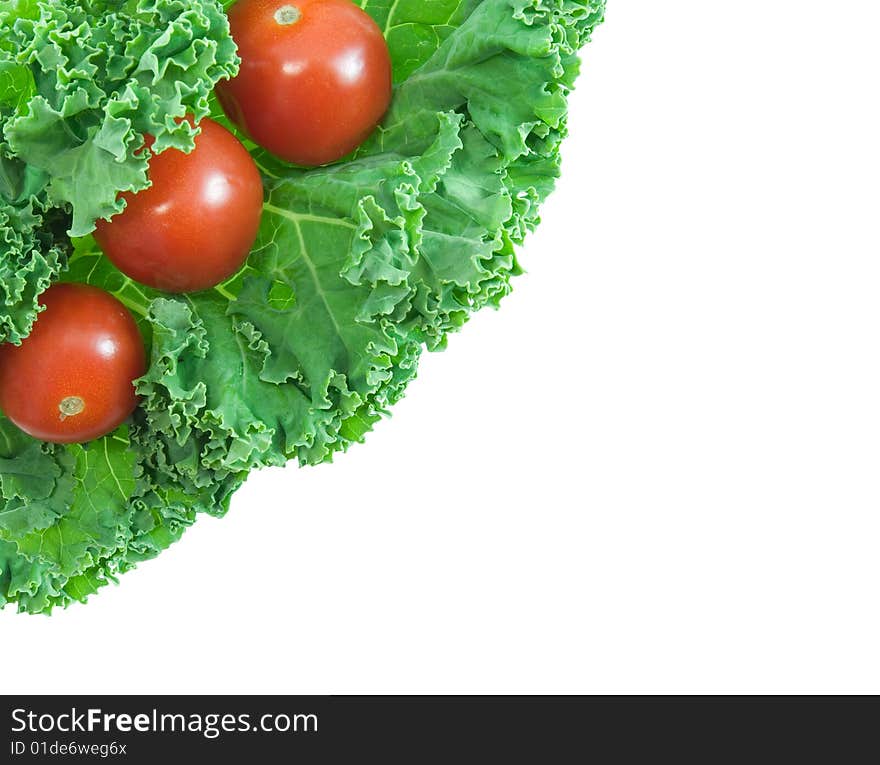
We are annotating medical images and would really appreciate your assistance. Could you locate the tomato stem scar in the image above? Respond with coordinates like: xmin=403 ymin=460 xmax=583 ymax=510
xmin=59 ymin=396 xmax=85 ymax=420
xmin=274 ymin=5 xmax=300 ymax=25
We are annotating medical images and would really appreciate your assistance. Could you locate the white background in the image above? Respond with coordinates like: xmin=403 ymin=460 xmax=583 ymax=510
xmin=4 ymin=0 xmax=880 ymax=694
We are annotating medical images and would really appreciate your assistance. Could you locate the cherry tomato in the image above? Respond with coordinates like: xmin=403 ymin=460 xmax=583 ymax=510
xmin=94 ymin=117 xmax=264 ymax=293
xmin=216 ymin=0 xmax=392 ymax=166
xmin=0 ymin=284 xmax=146 ymax=444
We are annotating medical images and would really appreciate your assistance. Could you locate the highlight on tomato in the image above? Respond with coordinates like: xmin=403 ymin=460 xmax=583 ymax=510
xmin=94 ymin=116 xmax=264 ymax=294
xmin=0 ymin=284 xmax=147 ymax=444
xmin=216 ymin=0 xmax=393 ymax=166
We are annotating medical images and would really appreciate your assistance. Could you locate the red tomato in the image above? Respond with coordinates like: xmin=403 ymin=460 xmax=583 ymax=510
xmin=0 ymin=284 xmax=146 ymax=444
xmin=216 ymin=0 xmax=392 ymax=166
xmin=94 ymin=117 xmax=264 ymax=293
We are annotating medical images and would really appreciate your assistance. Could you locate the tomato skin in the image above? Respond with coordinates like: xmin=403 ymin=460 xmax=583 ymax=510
xmin=0 ymin=284 xmax=146 ymax=444
xmin=94 ymin=117 xmax=264 ymax=293
xmin=217 ymin=0 xmax=392 ymax=166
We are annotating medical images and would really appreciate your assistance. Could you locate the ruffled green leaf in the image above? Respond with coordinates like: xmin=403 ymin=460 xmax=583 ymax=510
xmin=4 ymin=0 xmax=239 ymax=236
xmin=0 ymin=0 xmax=606 ymax=613
xmin=0 ymin=0 xmax=239 ymax=348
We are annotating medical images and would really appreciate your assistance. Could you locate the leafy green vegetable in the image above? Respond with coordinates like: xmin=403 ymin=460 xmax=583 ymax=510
xmin=4 ymin=0 xmax=238 ymax=235
xmin=0 ymin=0 xmax=238 ymax=345
xmin=0 ymin=0 xmax=605 ymax=613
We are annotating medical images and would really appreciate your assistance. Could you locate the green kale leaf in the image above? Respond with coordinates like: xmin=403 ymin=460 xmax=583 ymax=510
xmin=0 ymin=0 xmax=605 ymax=613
